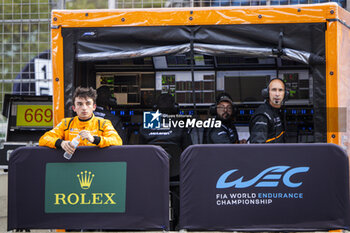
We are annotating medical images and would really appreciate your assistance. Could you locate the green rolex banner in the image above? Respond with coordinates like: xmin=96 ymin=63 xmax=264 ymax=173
xmin=45 ymin=162 xmax=127 ymax=213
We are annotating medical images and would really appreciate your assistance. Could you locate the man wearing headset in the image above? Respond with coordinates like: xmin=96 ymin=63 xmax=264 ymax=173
xmin=94 ymin=86 xmax=128 ymax=144
xmin=249 ymin=78 xmax=287 ymax=143
xmin=205 ymin=93 xmax=240 ymax=144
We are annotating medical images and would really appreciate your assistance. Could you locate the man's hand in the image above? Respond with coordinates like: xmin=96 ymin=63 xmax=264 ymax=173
xmin=61 ymin=140 xmax=76 ymax=155
xmin=79 ymin=130 xmax=94 ymax=143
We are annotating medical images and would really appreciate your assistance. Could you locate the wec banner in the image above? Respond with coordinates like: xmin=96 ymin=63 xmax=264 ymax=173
xmin=179 ymin=144 xmax=350 ymax=231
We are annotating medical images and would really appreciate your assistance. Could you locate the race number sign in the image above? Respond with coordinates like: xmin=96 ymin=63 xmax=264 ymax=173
xmin=34 ymin=58 xmax=53 ymax=96
xmin=16 ymin=104 xmax=53 ymax=127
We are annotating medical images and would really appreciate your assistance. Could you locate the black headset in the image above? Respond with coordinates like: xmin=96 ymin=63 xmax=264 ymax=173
xmin=97 ymin=86 xmax=118 ymax=108
xmin=261 ymin=78 xmax=289 ymax=101
xmin=107 ymin=96 xmax=118 ymax=108
xmin=209 ymin=93 xmax=237 ymax=116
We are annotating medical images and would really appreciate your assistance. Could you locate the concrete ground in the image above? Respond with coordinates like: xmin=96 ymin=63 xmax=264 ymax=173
xmin=0 ymin=171 xmax=7 ymax=232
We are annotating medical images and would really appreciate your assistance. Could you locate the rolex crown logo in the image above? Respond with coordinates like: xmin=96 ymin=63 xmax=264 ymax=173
xmin=77 ymin=171 xmax=95 ymax=190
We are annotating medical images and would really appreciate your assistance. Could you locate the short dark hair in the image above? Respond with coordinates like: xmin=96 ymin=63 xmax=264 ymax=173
xmin=155 ymin=93 xmax=177 ymax=114
xmin=73 ymin=86 xmax=97 ymax=104
xmin=156 ymin=93 xmax=175 ymax=109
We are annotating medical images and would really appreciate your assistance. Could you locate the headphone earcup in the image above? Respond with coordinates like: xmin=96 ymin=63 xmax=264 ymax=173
xmin=209 ymin=104 xmax=217 ymax=116
xmin=261 ymin=88 xmax=269 ymax=99
xmin=233 ymin=106 xmax=238 ymax=117
xmin=284 ymin=90 xmax=289 ymax=101
xmin=108 ymin=97 xmax=117 ymax=108
xmin=173 ymin=103 xmax=179 ymax=114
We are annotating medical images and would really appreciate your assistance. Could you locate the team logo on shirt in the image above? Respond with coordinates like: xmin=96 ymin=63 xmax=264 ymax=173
xmin=143 ymin=110 xmax=162 ymax=129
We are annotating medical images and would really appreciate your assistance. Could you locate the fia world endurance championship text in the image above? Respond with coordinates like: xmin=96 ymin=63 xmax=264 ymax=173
xmin=216 ymin=192 xmax=304 ymax=205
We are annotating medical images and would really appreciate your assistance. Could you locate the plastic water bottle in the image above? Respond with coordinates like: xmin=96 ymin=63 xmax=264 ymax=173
xmin=63 ymin=135 xmax=80 ymax=160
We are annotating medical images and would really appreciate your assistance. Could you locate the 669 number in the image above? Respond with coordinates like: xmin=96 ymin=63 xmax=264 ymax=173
xmin=24 ymin=108 xmax=52 ymax=123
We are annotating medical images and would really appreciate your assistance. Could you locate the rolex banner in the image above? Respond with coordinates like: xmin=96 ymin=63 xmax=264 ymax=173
xmin=179 ymin=144 xmax=350 ymax=231
xmin=45 ymin=162 xmax=127 ymax=213
xmin=8 ymin=146 xmax=169 ymax=231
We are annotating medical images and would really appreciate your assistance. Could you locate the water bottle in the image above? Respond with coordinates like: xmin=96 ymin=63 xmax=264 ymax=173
xmin=63 ymin=135 xmax=80 ymax=160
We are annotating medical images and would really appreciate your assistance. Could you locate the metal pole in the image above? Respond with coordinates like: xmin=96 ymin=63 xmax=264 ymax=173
xmin=190 ymin=0 xmax=195 ymax=7
xmin=190 ymin=28 xmax=196 ymax=112
xmin=109 ymin=0 xmax=116 ymax=9
xmin=56 ymin=0 xmax=65 ymax=9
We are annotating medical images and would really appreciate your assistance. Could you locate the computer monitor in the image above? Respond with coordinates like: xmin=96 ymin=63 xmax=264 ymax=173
xmin=219 ymin=70 xmax=311 ymax=104
xmin=141 ymin=74 xmax=155 ymax=89
xmin=225 ymin=75 xmax=269 ymax=102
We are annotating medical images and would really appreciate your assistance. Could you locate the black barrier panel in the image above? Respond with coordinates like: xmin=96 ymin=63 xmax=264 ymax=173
xmin=179 ymin=144 xmax=350 ymax=231
xmin=8 ymin=146 xmax=169 ymax=231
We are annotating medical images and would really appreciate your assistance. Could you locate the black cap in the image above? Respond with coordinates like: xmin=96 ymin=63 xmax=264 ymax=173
xmin=217 ymin=95 xmax=233 ymax=106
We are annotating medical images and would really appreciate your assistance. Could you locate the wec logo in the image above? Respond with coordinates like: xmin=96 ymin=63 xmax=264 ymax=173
xmin=216 ymin=166 xmax=310 ymax=189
